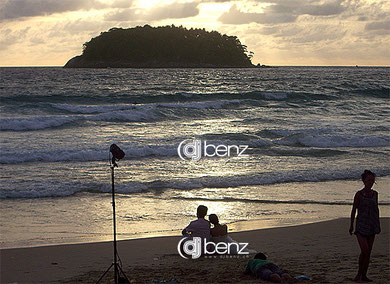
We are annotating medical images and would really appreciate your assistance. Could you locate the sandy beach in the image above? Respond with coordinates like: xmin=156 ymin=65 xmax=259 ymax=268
xmin=1 ymin=218 xmax=389 ymax=283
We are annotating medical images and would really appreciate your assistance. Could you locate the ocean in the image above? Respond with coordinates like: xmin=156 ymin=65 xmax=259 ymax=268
xmin=0 ymin=66 xmax=389 ymax=249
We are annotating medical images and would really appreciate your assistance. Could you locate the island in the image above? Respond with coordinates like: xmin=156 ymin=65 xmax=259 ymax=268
xmin=64 ymin=25 xmax=257 ymax=68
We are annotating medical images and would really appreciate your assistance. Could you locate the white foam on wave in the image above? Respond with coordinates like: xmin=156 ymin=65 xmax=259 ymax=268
xmin=267 ymin=128 xmax=331 ymax=136
xmin=261 ymin=92 xmax=289 ymax=100
xmin=157 ymin=100 xmax=241 ymax=109
xmin=1 ymin=100 xmax=243 ymax=131
xmin=2 ymin=130 xmax=388 ymax=164
xmin=52 ymin=100 xmax=241 ymax=114
xmin=2 ymin=167 xmax=389 ymax=198
xmin=276 ymin=133 xmax=390 ymax=148
xmin=123 ymin=167 xmax=390 ymax=193
xmin=198 ymin=138 xmax=271 ymax=148
xmin=52 ymin=103 xmax=136 ymax=114
xmin=90 ymin=108 xmax=158 ymax=122
xmin=0 ymin=115 xmax=81 ymax=131
xmin=0 ymin=180 xmax=147 ymax=198
xmin=0 ymin=136 xmax=273 ymax=164
xmin=0 ymin=144 xmax=178 ymax=164
xmin=0 ymin=148 xmax=106 ymax=164
xmin=0 ymin=180 xmax=86 ymax=198
xmin=0 ymin=108 xmax=158 ymax=131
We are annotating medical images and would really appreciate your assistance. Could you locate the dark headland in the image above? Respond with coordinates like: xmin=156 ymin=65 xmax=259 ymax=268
xmin=64 ymin=25 xmax=265 ymax=68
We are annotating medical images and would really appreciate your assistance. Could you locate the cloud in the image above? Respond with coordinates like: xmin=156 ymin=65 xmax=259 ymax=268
xmin=365 ymin=20 xmax=390 ymax=31
xmin=259 ymin=26 xmax=280 ymax=35
xmin=285 ymin=25 xmax=347 ymax=43
xmin=104 ymin=8 xmax=138 ymax=21
xmin=199 ymin=0 xmax=234 ymax=2
xmin=218 ymin=4 xmax=297 ymax=24
xmin=255 ymin=23 xmax=346 ymax=43
xmin=147 ymin=2 xmax=199 ymax=21
xmin=0 ymin=27 xmax=30 ymax=50
xmin=299 ymin=0 xmax=346 ymax=16
xmin=111 ymin=0 xmax=134 ymax=9
xmin=218 ymin=0 xmax=348 ymax=25
xmin=0 ymin=0 xmax=111 ymax=21
xmin=62 ymin=18 xmax=111 ymax=34
xmin=104 ymin=2 xmax=200 ymax=22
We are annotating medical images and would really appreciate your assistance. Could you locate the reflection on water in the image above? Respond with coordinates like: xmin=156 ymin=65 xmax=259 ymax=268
xmin=1 ymin=177 xmax=389 ymax=249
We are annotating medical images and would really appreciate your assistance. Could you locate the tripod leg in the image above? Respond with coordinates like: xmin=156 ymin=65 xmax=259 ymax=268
xmin=117 ymin=264 xmax=131 ymax=283
xmin=96 ymin=263 xmax=114 ymax=284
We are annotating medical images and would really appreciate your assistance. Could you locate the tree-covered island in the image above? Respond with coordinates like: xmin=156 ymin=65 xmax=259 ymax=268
xmin=64 ymin=25 xmax=259 ymax=68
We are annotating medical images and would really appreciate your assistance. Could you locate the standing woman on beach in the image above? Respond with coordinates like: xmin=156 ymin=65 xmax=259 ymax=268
xmin=349 ymin=170 xmax=381 ymax=282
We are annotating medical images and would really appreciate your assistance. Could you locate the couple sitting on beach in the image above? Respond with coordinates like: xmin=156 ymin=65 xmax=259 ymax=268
xmin=182 ymin=205 xmax=257 ymax=255
xmin=181 ymin=205 xmax=229 ymax=242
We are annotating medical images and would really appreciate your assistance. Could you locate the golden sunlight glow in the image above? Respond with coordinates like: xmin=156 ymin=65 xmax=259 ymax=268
xmin=198 ymin=2 xmax=232 ymax=14
xmin=136 ymin=0 xmax=173 ymax=9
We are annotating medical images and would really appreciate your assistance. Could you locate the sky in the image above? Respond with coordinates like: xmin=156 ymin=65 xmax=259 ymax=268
xmin=0 ymin=0 xmax=389 ymax=66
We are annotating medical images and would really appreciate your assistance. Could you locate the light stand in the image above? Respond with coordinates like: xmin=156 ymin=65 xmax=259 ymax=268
xmin=96 ymin=144 xmax=130 ymax=284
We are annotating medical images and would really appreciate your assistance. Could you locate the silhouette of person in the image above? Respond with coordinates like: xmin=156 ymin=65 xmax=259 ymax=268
xmin=349 ymin=170 xmax=381 ymax=282
xmin=209 ymin=214 xmax=228 ymax=237
xmin=182 ymin=205 xmax=211 ymax=241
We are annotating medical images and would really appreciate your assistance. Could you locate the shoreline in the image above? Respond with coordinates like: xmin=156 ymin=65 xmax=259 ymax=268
xmin=0 ymin=216 xmax=339 ymax=250
xmin=2 ymin=175 xmax=390 ymax=250
xmin=1 ymin=218 xmax=389 ymax=283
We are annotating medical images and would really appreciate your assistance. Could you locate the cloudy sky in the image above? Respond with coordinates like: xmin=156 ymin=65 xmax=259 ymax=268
xmin=0 ymin=0 xmax=389 ymax=66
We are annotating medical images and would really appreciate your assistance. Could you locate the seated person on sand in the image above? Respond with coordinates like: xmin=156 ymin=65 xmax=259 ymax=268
xmin=182 ymin=205 xmax=210 ymax=241
xmin=209 ymin=213 xmax=256 ymax=255
xmin=245 ymin=252 xmax=293 ymax=283
xmin=209 ymin=214 xmax=228 ymax=239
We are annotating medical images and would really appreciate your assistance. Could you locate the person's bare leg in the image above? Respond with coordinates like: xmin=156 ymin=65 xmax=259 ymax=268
xmin=354 ymin=252 xmax=364 ymax=282
xmin=362 ymin=235 xmax=375 ymax=282
xmin=355 ymin=234 xmax=369 ymax=282
xmin=269 ymin=273 xmax=282 ymax=283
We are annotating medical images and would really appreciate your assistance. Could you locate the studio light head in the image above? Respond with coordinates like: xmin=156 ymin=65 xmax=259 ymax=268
xmin=110 ymin=144 xmax=125 ymax=167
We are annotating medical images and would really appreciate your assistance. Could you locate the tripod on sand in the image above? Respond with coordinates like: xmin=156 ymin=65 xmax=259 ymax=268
xmin=96 ymin=144 xmax=130 ymax=284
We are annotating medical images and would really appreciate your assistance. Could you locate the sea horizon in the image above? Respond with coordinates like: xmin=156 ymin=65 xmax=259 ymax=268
xmin=1 ymin=65 xmax=390 ymax=68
